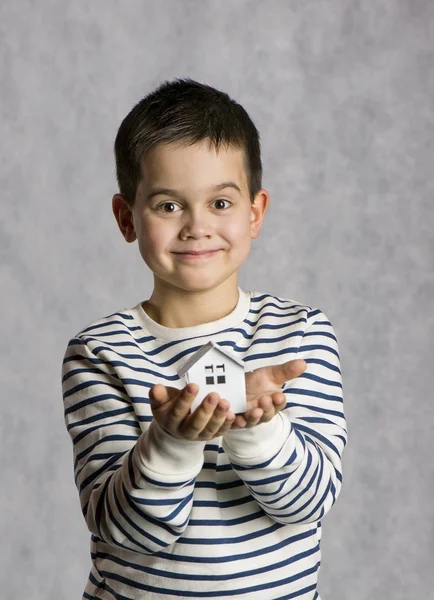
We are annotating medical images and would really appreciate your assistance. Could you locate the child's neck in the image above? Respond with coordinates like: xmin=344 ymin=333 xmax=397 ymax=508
xmin=142 ymin=281 xmax=240 ymax=329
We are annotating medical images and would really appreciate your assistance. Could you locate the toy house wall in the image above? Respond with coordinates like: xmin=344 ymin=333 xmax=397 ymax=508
xmin=187 ymin=348 xmax=246 ymax=413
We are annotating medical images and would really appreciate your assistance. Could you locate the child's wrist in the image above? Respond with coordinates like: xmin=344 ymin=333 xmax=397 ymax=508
xmin=222 ymin=413 xmax=290 ymax=463
xmin=135 ymin=420 xmax=206 ymax=477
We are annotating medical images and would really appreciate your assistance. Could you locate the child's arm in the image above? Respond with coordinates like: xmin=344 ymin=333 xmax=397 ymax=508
xmin=222 ymin=310 xmax=347 ymax=525
xmin=62 ymin=336 xmax=232 ymax=555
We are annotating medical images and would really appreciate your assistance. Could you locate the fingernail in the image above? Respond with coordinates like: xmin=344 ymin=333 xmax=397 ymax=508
xmin=208 ymin=396 xmax=218 ymax=405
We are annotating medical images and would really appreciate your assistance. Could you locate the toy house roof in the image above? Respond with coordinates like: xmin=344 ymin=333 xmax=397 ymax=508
xmin=177 ymin=341 xmax=245 ymax=378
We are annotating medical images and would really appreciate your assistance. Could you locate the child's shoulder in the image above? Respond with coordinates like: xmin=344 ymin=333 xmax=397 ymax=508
xmin=249 ymin=289 xmax=334 ymax=334
xmin=249 ymin=289 xmax=322 ymax=317
xmin=71 ymin=306 xmax=140 ymax=342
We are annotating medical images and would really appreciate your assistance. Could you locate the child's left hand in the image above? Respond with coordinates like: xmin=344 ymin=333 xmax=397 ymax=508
xmin=231 ymin=359 xmax=306 ymax=429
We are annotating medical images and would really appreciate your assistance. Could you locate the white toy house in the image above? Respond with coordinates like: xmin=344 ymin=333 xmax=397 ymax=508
xmin=177 ymin=341 xmax=247 ymax=414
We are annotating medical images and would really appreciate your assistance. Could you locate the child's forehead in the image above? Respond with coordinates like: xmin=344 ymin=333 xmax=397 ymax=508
xmin=139 ymin=140 xmax=248 ymax=187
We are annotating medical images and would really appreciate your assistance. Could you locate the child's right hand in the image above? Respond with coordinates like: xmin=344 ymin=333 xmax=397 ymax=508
xmin=149 ymin=383 xmax=236 ymax=441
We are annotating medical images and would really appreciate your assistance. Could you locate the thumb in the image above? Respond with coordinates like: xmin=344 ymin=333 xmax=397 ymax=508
xmin=149 ymin=384 xmax=171 ymax=410
xmin=271 ymin=359 xmax=306 ymax=385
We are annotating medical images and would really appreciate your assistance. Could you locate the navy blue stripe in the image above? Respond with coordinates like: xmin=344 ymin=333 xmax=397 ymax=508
xmin=62 ymin=352 xmax=104 ymax=367
xmin=96 ymin=544 xmax=317 ymax=582
xmin=243 ymin=347 xmax=299 ymax=362
xmin=65 ymin=355 xmax=181 ymax=381
xmin=303 ymin=330 xmax=337 ymax=342
xmin=113 ymin=483 xmax=176 ymax=549
xmin=292 ymin=423 xmax=342 ymax=457
xmin=274 ymin=584 xmax=318 ymax=600
xmin=202 ymin=462 xmax=234 ymax=471
xmin=276 ymin=453 xmax=323 ymax=519
xmin=247 ymin=316 xmax=307 ymax=331
xmin=284 ymin=401 xmax=344 ymax=418
xmin=63 ymin=379 xmax=126 ymax=400
xmin=86 ymin=327 xmax=141 ymax=337
xmin=72 ymin=419 xmax=140 ymax=445
xmin=178 ymin=521 xmax=283 ymax=545
xmin=233 ymin=468 xmax=296 ymax=488
xmin=194 ymin=479 xmax=245 ymax=490
xmin=306 ymin=357 xmax=341 ymax=374
xmin=78 ymin=452 xmax=127 ymax=492
xmin=285 ymin=386 xmax=343 ymax=404
xmin=299 ymin=372 xmax=342 ymax=388
xmin=65 ymin=393 xmax=128 ymax=416
xmin=188 ymin=509 xmax=265 ymax=527
xmin=297 ymin=343 xmax=339 ymax=359
xmin=81 ymin=314 xmax=135 ymax=334
xmin=121 ymin=482 xmax=186 ymax=538
xmin=131 ymin=491 xmax=194 ymax=508
xmin=307 ymin=309 xmax=322 ymax=319
xmin=62 ymin=366 xmax=121 ymax=384
xmin=93 ymin=474 xmax=112 ymax=537
xmin=262 ymin=452 xmax=320 ymax=513
xmin=67 ymin=406 xmax=134 ymax=431
xmin=100 ymin=563 xmax=319 ymax=597
xmin=248 ymin=478 xmax=286 ymax=498
xmin=245 ymin=306 xmax=308 ymax=322
xmin=229 ymin=444 xmax=287 ymax=471
xmin=248 ymin=330 xmax=305 ymax=346
xmin=75 ymin=434 xmax=137 ymax=466
xmin=192 ymin=494 xmax=253 ymax=509
xmin=132 ymin=473 xmax=196 ymax=490
xmin=106 ymin=488 xmax=155 ymax=554
xmin=155 ymin=527 xmax=313 ymax=562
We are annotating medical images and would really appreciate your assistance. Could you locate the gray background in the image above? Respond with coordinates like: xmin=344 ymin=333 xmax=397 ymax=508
xmin=1 ymin=1 xmax=433 ymax=599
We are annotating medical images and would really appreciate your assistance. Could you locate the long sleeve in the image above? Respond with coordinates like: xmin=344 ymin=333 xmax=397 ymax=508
xmin=61 ymin=336 xmax=206 ymax=555
xmin=222 ymin=310 xmax=347 ymax=525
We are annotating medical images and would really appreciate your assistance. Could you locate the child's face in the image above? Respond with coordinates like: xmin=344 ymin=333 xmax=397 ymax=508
xmin=115 ymin=140 xmax=268 ymax=296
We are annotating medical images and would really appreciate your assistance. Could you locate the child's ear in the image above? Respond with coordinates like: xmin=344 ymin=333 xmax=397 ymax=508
xmin=112 ymin=194 xmax=137 ymax=243
xmin=250 ymin=190 xmax=269 ymax=239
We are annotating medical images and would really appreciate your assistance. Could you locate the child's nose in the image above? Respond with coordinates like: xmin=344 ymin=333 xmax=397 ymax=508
xmin=180 ymin=209 xmax=213 ymax=239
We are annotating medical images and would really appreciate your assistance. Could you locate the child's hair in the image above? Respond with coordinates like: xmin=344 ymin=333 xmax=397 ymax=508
xmin=114 ymin=77 xmax=262 ymax=205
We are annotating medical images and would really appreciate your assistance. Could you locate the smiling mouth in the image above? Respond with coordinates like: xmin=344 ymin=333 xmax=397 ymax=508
xmin=173 ymin=250 xmax=221 ymax=259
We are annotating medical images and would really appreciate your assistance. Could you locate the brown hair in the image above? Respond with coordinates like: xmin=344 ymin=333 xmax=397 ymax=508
xmin=114 ymin=77 xmax=262 ymax=205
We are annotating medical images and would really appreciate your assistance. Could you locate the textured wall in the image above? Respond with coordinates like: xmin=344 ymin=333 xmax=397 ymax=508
xmin=1 ymin=1 xmax=433 ymax=598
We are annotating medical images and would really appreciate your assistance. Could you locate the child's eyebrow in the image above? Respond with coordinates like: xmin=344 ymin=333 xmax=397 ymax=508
xmin=146 ymin=182 xmax=242 ymax=201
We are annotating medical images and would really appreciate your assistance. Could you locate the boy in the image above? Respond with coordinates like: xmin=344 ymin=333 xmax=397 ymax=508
xmin=62 ymin=78 xmax=347 ymax=600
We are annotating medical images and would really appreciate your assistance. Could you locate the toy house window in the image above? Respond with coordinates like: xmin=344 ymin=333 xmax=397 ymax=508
xmin=205 ymin=364 xmax=226 ymax=385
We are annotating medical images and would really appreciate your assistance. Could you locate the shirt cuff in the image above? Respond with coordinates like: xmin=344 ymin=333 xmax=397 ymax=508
xmin=222 ymin=413 xmax=292 ymax=467
xmin=134 ymin=420 xmax=206 ymax=480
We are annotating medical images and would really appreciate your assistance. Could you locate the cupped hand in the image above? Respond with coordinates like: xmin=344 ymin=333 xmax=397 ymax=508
xmin=149 ymin=383 xmax=236 ymax=441
xmin=231 ymin=359 xmax=307 ymax=429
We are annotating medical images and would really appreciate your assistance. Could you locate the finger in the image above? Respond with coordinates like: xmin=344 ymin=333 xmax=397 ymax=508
xmin=244 ymin=407 xmax=263 ymax=428
xmin=271 ymin=392 xmax=287 ymax=411
xmin=200 ymin=401 xmax=234 ymax=439
xmin=231 ymin=414 xmax=247 ymax=429
xmin=214 ymin=413 xmax=236 ymax=437
xmin=179 ymin=393 xmax=222 ymax=439
xmin=257 ymin=395 xmax=276 ymax=423
xmin=169 ymin=384 xmax=199 ymax=427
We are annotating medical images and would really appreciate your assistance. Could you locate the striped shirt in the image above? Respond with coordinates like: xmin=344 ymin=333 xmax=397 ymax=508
xmin=61 ymin=288 xmax=347 ymax=600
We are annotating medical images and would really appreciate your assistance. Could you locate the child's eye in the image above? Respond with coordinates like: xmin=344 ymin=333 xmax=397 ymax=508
xmin=213 ymin=199 xmax=231 ymax=210
xmin=156 ymin=202 xmax=181 ymax=213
